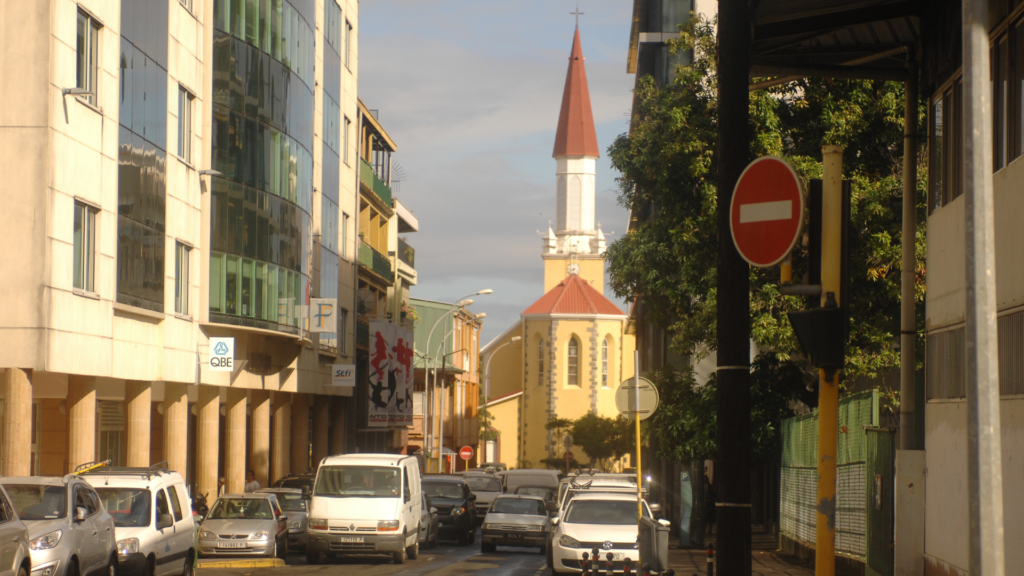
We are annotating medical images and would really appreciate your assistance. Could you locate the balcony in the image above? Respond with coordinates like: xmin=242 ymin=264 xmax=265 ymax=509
xmin=360 ymin=159 xmax=393 ymax=207
xmin=359 ymin=241 xmax=394 ymax=284
xmin=398 ymin=237 xmax=415 ymax=269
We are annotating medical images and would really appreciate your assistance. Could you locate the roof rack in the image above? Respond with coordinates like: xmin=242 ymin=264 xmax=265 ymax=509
xmin=73 ymin=460 xmax=111 ymax=474
xmin=80 ymin=461 xmax=170 ymax=480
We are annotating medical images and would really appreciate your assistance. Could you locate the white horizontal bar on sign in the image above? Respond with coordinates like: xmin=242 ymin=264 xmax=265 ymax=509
xmin=739 ymin=200 xmax=792 ymax=223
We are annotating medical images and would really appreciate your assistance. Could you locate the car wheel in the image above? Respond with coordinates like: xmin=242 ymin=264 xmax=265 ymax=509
xmin=538 ymin=542 xmax=547 ymax=555
xmin=481 ymin=542 xmax=496 ymax=553
xmin=407 ymin=540 xmax=419 ymax=560
xmin=277 ymin=538 xmax=288 ymax=559
xmin=393 ymin=545 xmax=407 ymax=565
xmin=468 ymin=528 xmax=475 ymax=544
xmin=305 ymin=551 xmax=320 ymax=565
xmin=181 ymin=551 xmax=195 ymax=576
xmin=457 ymin=530 xmax=469 ymax=546
xmin=16 ymin=564 xmax=27 ymax=576
xmin=546 ymin=543 xmax=554 ymax=568
xmin=108 ymin=554 xmax=118 ymax=576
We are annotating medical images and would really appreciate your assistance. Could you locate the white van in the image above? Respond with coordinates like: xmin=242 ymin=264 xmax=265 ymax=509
xmin=305 ymin=454 xmax=422 ymax=565
xmin=83 ymin=465 xmax=195 ymax=576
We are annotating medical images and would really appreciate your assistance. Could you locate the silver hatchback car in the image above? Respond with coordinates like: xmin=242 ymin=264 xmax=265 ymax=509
xmin=254 ymin=488 xmax=309 ymax=552
xmin=3 ymin=476 xmax=117 ymax=576
xmin=197 ymin=494 xmax=289 ymax=558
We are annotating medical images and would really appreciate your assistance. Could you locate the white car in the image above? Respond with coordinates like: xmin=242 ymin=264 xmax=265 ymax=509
xmin=550 ymin=493 xmax=664 ymax=574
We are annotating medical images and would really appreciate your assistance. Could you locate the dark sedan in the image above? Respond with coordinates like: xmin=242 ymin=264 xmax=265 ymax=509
xmin=422 ymin=476 xmax=477 ymax=545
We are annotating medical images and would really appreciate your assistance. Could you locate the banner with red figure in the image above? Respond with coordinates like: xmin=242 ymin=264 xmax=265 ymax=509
xmin=368 ymin=321 xmax=415 ymax=428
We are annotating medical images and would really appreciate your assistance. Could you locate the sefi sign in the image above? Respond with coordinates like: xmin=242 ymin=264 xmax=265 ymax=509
xmin=729 ymin=156 xmax=804 ymax=267
xmin=459 ymin=446 xmax=474 ymax=461
xmin=209 ymin=338 xmax=235 ymax=372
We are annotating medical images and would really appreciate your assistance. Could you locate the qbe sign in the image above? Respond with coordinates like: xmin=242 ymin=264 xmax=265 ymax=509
xmin=209 ymin=338 xmax=235 ymax=372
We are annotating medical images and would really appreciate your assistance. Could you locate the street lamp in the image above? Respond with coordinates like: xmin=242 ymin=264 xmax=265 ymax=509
xmin=436 ymin=347 xmax=468 ymax=474
xmin=481 ymin=336 xmax=521 ymax=464
xmin=432 ymin=313 xmax=487 ymax=470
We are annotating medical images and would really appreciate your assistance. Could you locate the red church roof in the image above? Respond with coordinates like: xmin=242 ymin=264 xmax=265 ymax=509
xmin=552 ymin=30 xmax=600 ymax=158
xmin=523 ymin=274 xmax=625 ymax=316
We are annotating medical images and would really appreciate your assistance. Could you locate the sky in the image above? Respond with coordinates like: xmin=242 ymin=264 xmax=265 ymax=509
xmin=358 ymin=0 xmax=637 ymax=345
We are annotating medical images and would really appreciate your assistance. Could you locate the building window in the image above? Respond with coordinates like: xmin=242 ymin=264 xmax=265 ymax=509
xmin=341 ymin=212 xmax=350 ymax=260
xmin=344 ymin=20 xmax=352 ymax=69
xmin=339 ymin=308 xmax=348 ymax=351
xmin=76 ymin=10 xmax=100 ymax=106
xmin=602 ymin=338 xmax=609 ymax=388
xmin=538 ymin=338 xmax=544 ymax=386
xmin=929 ymin=80 xmax=963 ymax=213
xmin=326 ymin=0 xmax=342 ymax=53
xmin=323 ymin=93 xmax=340 ymax=152
xmin=568 ymin=338 xmax=579 ymax=386
xmin=175 ymin=242 xmax=190 ymax=315
xmin=179 ymin=0 xmax=192 ymax=12
xmin=73 ymin=201 xmax=98 ymax=292
xmin=178 ymin=86 xmax=193 ymax=162
xmin=343 ymin=116 xmax=351 ymax=165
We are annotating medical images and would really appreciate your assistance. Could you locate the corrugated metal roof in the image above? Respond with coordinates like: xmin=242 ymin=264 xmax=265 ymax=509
xmin=522 ymin=274 xmax=625 ymax=316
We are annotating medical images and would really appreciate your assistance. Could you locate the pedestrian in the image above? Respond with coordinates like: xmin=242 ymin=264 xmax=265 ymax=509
xmin=217 ymin=477 xmax=226 ymax=497
xmin=244 ymin=470 xmax=261 ymax=492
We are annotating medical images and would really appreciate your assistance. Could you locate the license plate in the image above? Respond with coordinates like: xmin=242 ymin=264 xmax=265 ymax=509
xmin=613 ymin=553 xmax=624 ymax=561
xmin=340 ymin=536 xmax=364 ymax=543
xmin=217 ymin=542 xmax=245 ymax=548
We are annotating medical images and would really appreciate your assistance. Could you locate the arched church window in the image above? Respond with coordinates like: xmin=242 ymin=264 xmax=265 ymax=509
xmin=568 ymin=337 xmax=579 ymax=386
xmin=538 ymin=338 xmax=545 ymax=386
xmin=602 ymin=338 xmax=609 ymax=388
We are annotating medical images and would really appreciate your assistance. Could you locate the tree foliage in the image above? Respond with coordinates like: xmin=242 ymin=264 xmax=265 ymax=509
xmin=606 ymin=15 xmax=927 ymax=382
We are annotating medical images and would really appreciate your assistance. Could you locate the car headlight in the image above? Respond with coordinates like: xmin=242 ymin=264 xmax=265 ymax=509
xmin=558 ymin=534 xmax=581 ymax=548
xmin=378 ymin=520 xmax=400 ymax=532
xmin=29 ymin=530 xmax=62 ymax=550
xmin=289 ymin=520 xmax=301 ymax=529
xmin=199 ymin=531 xmax=217 ymax=540
xmin=450 ymin=507 xmax=464 ymax=516
xmin=527 ymin=525 xmax=544 ymax=532
xmin=249 ymin=530 xmax=270 ymax=541
xmin=116 ymin=538 xmax=140 ymax=555
xmin=308 ymin=518 xmax=327 ymax=530
xmin=30 ymin=560 xmax=60 ymax=576
xmin=485 ymin=523 xmax=501 ymax=530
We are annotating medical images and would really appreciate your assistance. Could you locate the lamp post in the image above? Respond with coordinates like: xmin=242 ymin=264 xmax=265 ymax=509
xmin=422 ymin=289 xmax=491 ymax=469
xmin=433 ymin=313 xmax=485 ymax=470
xmin=482 ymin=336 xmax=520 ymax=463
xmin=437 ymin=347 xmax=468 ymax=474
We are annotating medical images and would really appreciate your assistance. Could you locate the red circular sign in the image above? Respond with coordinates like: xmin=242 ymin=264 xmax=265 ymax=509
xmin=729 ymin=156 xmax=804 ymax=267
xmin=459 ymin=446 xmax=474 ymax=461
xmin=564 ymin=451 xmax=574 ymax=460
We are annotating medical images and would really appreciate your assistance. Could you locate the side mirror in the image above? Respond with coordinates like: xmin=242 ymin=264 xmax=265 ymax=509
xmin=545 ymin=502 xmax=558 ymax=512
xmin=430 ymin=507 xmax=438 ymax=514
xmin=650 ymin=503 xmax=663 ymax=516
xmin=279 ymin=515 xmax=288 ymax=523
xmin=657 ymin=519 xmax=671 ymax=527
xmin=550 ymin=517 xmax=559 ymax=526
xmin=468 ymin=493 xmax=477 ymax=501
xmin=75 ymin=507 xmax=88 ymax=522
xmin=157 ymin=513 xmax=174 ymax=530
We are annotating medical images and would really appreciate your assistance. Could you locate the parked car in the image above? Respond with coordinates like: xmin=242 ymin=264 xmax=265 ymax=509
xmin=417 ymin=493 xmax=438 ymax=549
xmin=255 ymin=488 xmax=309 ymax=553
xmin=3 ymin=475 xmax=118 ymax=576
xmin=461 ymin=474 xmax=502 ymax=524
xmin=480 ymin=495 xmax=551 ymax=554
xmin=421 ymin=476 xmax=476 ymax=545
xmin=549 ymin=493 xmax=664 ymax=574
xmin=84 ymin=465 xmax=195 ymax=576
xmin=480 ymin=463 xmax=508 ymax=472
xmin=272 ymin=473 xmax=315 ymax=493
xmin=496 ymin=469 xmax=559 ymax=494
xmin=197 ymin=493 xmax=288 ymax=559
xmin=513 ymin=485 xmax=557 ymax=503
xmin=0 ymin=486 xmax=31 ymax=576
xmin=305 ymin=454 xmax=423 ymax=565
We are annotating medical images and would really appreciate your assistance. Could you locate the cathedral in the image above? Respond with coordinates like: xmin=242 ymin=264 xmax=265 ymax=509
xmin=480 ymin=28 xmax=636 ymax=470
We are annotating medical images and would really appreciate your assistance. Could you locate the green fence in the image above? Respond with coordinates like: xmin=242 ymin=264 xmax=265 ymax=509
xmin=360 ymin=159 xmax=393 ymax=206
xmin=359 ymin=241 xmax=394 ymax=283
xmin=780 ymin=390 xmax=879 ymax=561
xmin=864 ymin=428 xmax=895 ymax=576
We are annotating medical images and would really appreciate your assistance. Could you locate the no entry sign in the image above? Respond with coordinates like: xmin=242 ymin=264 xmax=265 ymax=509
xmin=459 ymin=446 xmax=474 ymax=461
xmin=729 ymin=156 xmax=804 ymax=267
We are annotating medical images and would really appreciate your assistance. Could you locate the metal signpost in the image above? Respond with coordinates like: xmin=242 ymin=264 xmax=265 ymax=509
xmin=617 ymin=354 xmax=659 ymax=526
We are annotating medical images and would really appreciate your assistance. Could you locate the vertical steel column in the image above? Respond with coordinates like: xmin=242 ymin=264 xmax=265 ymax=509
xmin=900 ymin=65 xmax=919 ymax=451
xmin=962 ymin=1 xmax=1007 ymax=575
xmin=715 ymin=0 xmax=751 ymax=573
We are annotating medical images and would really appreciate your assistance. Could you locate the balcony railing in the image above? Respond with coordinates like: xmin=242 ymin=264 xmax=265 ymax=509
xmin=398 ymin=237 xmax=415 ymax=269
xmin=359 ymin=241 xmax=394 ymax=284
xmin=360 ymin=159 xmax=393 ymax=206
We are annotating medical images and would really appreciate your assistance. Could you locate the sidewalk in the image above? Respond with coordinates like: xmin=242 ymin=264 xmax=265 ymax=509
xmin=668 ymin=526 xmax=814 ymax=576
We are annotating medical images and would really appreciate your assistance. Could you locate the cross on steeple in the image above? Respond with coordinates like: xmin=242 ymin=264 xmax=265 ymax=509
xmin=570 ymin=1 xmax=583 ymax=29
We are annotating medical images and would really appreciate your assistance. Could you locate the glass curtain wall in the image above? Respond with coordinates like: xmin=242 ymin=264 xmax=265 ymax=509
xmin=318 ymin=0 xmax=343 ymax=351
xmin=209 ymin=0 xmax=315 ymax=333
xmin=117 ymin=0 xmax=169 ymax=312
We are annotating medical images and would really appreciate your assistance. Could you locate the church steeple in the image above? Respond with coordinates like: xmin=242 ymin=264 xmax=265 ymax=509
xmin=552 ymin=30 xmax=600 ymax=158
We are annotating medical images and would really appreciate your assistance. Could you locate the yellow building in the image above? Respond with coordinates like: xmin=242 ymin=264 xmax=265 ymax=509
xmin=480 ymin=28 xmax=635 ymax=470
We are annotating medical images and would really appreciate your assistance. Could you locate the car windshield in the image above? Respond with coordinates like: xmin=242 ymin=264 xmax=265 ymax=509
xmin=279 ymin=479 xmax=312 ymax=490
xmin=3 ymin=484 xmax=67 ymax=520
xmin=95 ymin=488 xmax=151 ymax=527
xmin=314 ymin=466 xmax=401 ymax=498
xmin=207 ymin=498 xmax=274 ymax=520
xmin=464 ymin=478 xmax=502 ymax=492
xmin=490 ymin=498 xmax=545 ymax=516
xmin=267 ymin=493 xmax=307 ymax=511
xmin=507 ymin=476 xmax=556 ymax=490
xmin=565 ymin=500 xmax=650 ymax=525
xmin=516 ymin=487 xmax=554 ymax=500
xmin=422 ymin=482 xmax=464 ymax=499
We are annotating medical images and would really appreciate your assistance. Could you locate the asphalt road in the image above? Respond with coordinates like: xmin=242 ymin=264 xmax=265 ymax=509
xmin=198 ymin=529 xmax=550 ymax=576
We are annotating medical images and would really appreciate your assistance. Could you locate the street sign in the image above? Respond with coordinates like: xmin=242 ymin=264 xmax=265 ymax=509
xmin=564 ymin=451 xmax=574 ymax=460
xmin=331 ymin=364 xmax=355 ymax=387
xmin=459 ymin=446 xmax=474 ymax=461
xmin=564 ymin=435 xmax=573 ymax=449
xmin=729 ymin=156 xmax=804 ymax=267
xmin=615 ymin=377 xmax=660 ymax=421
xmin=209 ymin=338 xmax=234 ymax=372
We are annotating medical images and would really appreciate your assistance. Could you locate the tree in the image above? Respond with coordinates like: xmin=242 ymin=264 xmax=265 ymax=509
xmin=605 ymin=14 xmax=927 ymax=383
xmin=570 ymin=413 xmax=634 ymax=471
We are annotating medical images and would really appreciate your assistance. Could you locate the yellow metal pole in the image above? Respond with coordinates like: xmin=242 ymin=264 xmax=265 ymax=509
xmin=816 ymin=145 xmax=844 ymax=576
xmin=635 ymin=350 xmax=643 ymax=524
xmin=781 ymin=255 xmax=793 ymax=285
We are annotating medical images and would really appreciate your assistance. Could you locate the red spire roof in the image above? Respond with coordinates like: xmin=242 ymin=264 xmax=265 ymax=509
xmin=523 ymin=274 xmax=624 ymax=316
xmin=552 ymin=29 xmax=600 ymax=158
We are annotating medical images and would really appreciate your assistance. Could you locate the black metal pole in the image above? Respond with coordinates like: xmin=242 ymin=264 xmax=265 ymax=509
xmin=715 ymin=0 xmax=751 ymax=574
